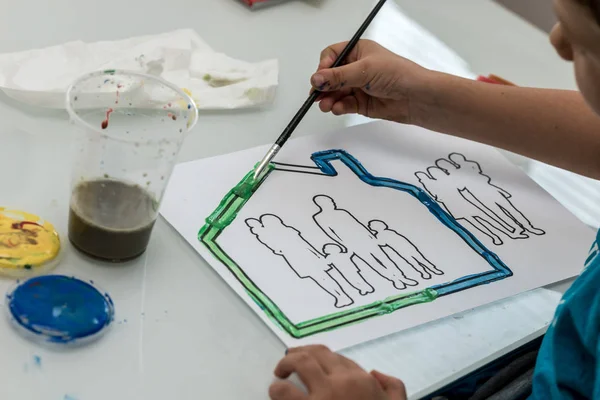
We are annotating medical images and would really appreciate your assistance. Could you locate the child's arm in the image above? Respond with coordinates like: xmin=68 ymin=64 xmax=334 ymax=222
xmin=313 ymin=41 xmax=600 ymax=178
xmin=413 ymin=73 xmax=600 ymax=179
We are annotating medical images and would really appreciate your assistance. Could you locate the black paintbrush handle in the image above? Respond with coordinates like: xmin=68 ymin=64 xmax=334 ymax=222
xmin=274 ymin=0 xmax=387 ymax=148
xmin=329 ymin=0 xmax=388 ymax=69
xmin=275 ymin=91 xmax=321 ymax=147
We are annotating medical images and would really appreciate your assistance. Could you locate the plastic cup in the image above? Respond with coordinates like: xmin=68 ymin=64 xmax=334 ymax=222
xmin=66 ymin=70 xmax=198 ymax=262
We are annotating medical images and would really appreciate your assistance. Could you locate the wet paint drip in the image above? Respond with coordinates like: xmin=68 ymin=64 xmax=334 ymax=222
xmin=101 ymin=108 xmax=114 ymax=129
xmin=205 ymin=163 xmax=274 ymax=230
xmin=115 ymin=83 xmax=124 ymax=104
xmin=0 ymin=208 xmax=60 ymax=272
xmin=364 ymin=288 xmax=437 ymax=315
xmin=7 ymin=275 xmax=114 ymax=344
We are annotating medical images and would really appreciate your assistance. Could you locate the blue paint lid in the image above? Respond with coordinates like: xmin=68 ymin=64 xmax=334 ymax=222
xmin=6 ymin=275 xmax=114 ymax=345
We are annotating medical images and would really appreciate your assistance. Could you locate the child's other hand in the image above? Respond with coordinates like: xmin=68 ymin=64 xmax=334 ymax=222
xmin=269 ymin=345 xmax=407 ymax=400
xmin=311 ymin=39 xmax=432 ymax=124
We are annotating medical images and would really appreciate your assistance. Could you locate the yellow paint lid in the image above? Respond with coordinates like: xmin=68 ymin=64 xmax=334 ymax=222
xmin=0 ymin=208 xmax=61 ymax=278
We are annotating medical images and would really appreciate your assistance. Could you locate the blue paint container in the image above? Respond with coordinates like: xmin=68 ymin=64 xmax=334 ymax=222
xmin=6 ymin=275 xmax=114 ymax=345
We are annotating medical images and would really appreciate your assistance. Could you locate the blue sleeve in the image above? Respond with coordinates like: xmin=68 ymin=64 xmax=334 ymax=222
xmin=531 ymin=238 xmax=600 ymax=399
xmin=596 ymin=338 xmax=600 ymax=399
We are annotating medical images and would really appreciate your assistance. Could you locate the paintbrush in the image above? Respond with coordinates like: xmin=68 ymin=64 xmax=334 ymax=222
xmin=252 ymin=0 xmax=388 ymax=180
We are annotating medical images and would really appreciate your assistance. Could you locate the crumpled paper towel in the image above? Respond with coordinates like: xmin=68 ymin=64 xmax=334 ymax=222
xmin=0 ymin=29 xmax=278 ymax=109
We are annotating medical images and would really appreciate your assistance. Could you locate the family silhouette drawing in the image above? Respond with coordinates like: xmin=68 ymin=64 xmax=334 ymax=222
xmin=245 ymin=195 xmax=442 ymax=309
xmin=416 ymin=153 xmax=544 ymax=246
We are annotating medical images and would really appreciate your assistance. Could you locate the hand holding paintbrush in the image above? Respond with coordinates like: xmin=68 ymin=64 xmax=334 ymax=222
xmin=252 ymin=0 xmax=388 ymax=180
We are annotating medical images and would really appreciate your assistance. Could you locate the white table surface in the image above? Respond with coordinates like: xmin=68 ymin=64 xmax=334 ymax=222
xmin=0 ymin=1 xmax=583 ymax=399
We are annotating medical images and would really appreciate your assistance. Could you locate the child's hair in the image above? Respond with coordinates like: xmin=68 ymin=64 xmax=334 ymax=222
xmin=592 ymin=0 xmax=600 ymax=24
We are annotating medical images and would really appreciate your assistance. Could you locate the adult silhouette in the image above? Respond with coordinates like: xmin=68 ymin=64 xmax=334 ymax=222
xmin=447 ymin=153 xmax=545 ymax=236
xmin=246 ymin=214 xmax=353 ymax=308
xmin=312 ymin=195 xmax=417 ymax=289
xmin=416 ymin=168 xmax=525 ymax=245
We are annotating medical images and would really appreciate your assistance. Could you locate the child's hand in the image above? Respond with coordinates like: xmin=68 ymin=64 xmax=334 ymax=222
xmin=269 ymin=345 xmax=407 ymax=400
xmin=311 ymin=39 xmax=432 ymax=124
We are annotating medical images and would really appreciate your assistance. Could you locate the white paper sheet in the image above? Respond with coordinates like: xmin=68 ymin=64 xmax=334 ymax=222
xmin=160 ymin=121 xmax=593 ymax=350
xmin=0 ymin=29 xmax=278 ymax=110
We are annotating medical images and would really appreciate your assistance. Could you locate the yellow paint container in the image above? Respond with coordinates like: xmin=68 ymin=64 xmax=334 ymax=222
xmin=0 ymin=208 xmax=61 ymax=278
